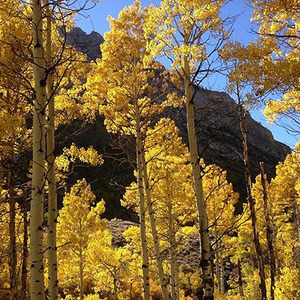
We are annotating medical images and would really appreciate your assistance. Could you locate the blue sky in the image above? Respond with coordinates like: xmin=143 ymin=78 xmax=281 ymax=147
xmin=75 ymin=0 xmax=297 ymax=149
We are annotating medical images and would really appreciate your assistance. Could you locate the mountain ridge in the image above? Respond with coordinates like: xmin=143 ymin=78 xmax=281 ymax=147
xmin=65 ymin=27 xmax=290 ymax=217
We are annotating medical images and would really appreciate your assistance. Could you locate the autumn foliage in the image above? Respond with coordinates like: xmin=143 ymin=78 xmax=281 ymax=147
xmin=0 ymin=0 xmax=299 ymax=300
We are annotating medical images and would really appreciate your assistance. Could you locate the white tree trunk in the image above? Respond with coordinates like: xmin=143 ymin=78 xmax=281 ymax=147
xmin=135 ymin=103 xmax=150 ymax=300
xmin=22 ymin=190 xmax=29 ymax=300
xmin=183 ymin=56 xmax=213 ymax=299
xmin=45 ymin=1 xmax=58 ymax=298
xmin=8 ymin=166 xmax=17 ymax=300
xmin=168 ymin=202 xmax=179 ymax=300
xmin=79 ymin=244 xmax=84 ymax=300
xmin=238 ymin=101 xmax=267 ymax=300
xmin=30 ymin=0 xmax=46 ymax=298
xmin=260 ymin=162 xmax=276 ymax=300
xmin=141 ymin=152 xmax=170 ymax=300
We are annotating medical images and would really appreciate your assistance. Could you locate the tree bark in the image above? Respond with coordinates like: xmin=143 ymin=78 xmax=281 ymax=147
xmin=113 ymin=277 xmax=118 ymax=300
xmin=237 ymin=259 xmax=244 ymax=297
xmin=168 ymin=202 xmax=179 ymax=300
xmin=183 ymin=55 xmax=213 ymax=299
xmin=30 ymin=0 xmax=46 ymax=298
xmin=238 ymin=100 xmax=266 ymax=300
xmin=8 ymin=167 xmax=17 ymax=300
xmin=45 ymin=1 xmax=58 ymax=299
xmin=22 ymin=190 xmax=29 ymax=300
xmin=260 ymin=162 xmax=276 ymax=300
xmin=220 ymin=260 xmax=225 ymax=295
xmin=215 ymin=243 xmax=224 ymax=296
xmin=141 ymin=151 xmax=170 ymax=300
xmin=79 ymin=244 xmax=84 ymax=300
xmin=135 ymin=104 xmax=150 ymax=300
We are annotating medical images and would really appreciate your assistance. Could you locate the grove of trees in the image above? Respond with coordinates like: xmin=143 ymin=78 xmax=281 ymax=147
xmin=0 ymin=0 xmax=299 ymax=299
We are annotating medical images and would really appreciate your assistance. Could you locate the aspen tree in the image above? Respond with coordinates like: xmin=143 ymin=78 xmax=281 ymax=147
xmin=0 ymin=200 xmax=12 ymax=296
xmin=145 ymin=1 xmax=228 ymax=298
xmin=0 ymin=193 xmax=24 ymax=297
xmin=261 ymin=149 xmax=300 ymax=299
xmin=0 ymin=94 xmax=24 ymax=300
xmin=0 ymin=91 xmax=30 ymax=300
xmin=44 ymin=0 xmax=58 ymax=298
xmin=123 ymin=119 xmax=238 ymax=299
xmin=142 ymin=119 xmax=195 ymax=300
xmin=57 ymin=179 xmax=106 ymax=300
xmin=30 ymin=0 xmax=47 ymax=298
xmin=135 ymin=101 xmax=151 ymax=300
xmin=221 ymin=1 xmax=300 ymax=132
xmin=203 ymin=165 xmax=238 ymax=296
xmin=221 ymin=72 xmax=266 ymax=298
xmin=86 ymin=2 xmax=178 ymax=298
xmin=237 ymin=259 xmax=244 ymax=297
xmin=86 ymin=231 xmax=136 ymax=300
xmin=168 ymin=201 xmax=179 ymax=300
xmin=123 ymin=119 xmax=195 ymax=299
xmin=0 ymin=13 xmax=93 ymax=298
xmin=222 ymin=14 xmax=299 ymax=294
xmin=253 ymin=0 xmax=300 ymax=124
xmin=220 ymin=51 xmax=268 ymax=298
xmin=22 ymin=190 xmax=29 ymax=300
xmin=259 ymin=162 xmax=276 ymax=300
xmin=242 ymin=151 xmax=300 ymax=299
xmin=0 ymin=191 xmax=19 ymax=299
xmin=8 ymin=166 xmax=17 ymax=300
xmin=0 ymin=1 xmax=99 ymax=298
xmin=0 ymin=4 xmax=32 ymax=298
xmin=238 ymin=93 xmax=267 ymax=300
xmin=141 ymin=150 xmax=169 ymax=300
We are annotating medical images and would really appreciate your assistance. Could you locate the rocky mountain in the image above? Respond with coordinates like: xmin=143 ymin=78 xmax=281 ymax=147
xmin=67 ymin=27 xmax=104 ymax=60
xmin=64 ymin=27 xmax=290 ymax=218
xmin=167 ymin=89 xmax=290 ymax=209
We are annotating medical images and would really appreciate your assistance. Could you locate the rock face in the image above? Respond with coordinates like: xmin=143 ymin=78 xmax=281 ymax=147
xmin=67 ymin=27 xmax=104 ymax=61
xmin=108 ymin=220 xmax=202 ymax=268
xmin=166 ymin=89 xmax=290 ymax=209
xmin=65 ymin=27 xmax=290 ymax=217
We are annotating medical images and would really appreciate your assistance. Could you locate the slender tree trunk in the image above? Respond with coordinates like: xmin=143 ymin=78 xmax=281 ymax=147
xmin=238 ymin=100 xmax=266 ymax=300
xmin=215 ymin=244 xmax=224 ymax=296
xmin=135 ymin=105 xmax=150 ymax=300
xmin=79 ymin=245 xmax=84 ymax=300
xmin=30 ymin=0 xmax=46 ymax=298
xmin=294 ymin=205 xmax=300 ymax=268
xmin=175 ymin=263 xmax=179 ymax=300
xmin=113 ymin=277 xmax=118 ymax=300
xmin=215 ymin=238 xmax=225 ymax=296
xmin=260 ymin=162 xmax=276 ymax=300
xmin=22 ymin=190 xmax=29 ymax=300
xmin=216 ymin=261 xmax=221 ymax=294
xmin=8 ymin=167 xmax=17 ymax=300
xmin=141 ymin=151 xmax=170 ymax=300
xmin=183 ymin=56 xmax=213 ymax=299
xmin=168 ymin=202 xmax=179 ymax=300
xmin=220 ymin=260 xmax=225 ymax=295
xmin=45 ymin=2 xmax=58 ymax=299
xmin=237 ymin=259 xmax=244 ymax=297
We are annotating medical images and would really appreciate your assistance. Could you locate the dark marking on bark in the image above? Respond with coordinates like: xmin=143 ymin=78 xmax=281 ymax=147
xmin=204 ymin=278 xmax=213 ymax=285
xmin=200 ymin=258 xmax=210 ymax=268
xmin=40 ymin=79 xmax=46 ymax=87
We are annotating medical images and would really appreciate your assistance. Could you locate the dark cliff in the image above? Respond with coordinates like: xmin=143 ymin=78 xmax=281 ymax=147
xmin=64 ymin=27 xmax=290 ymax=218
